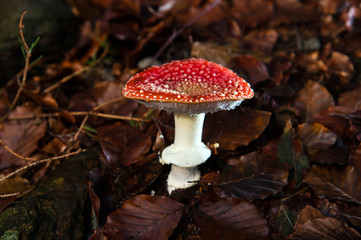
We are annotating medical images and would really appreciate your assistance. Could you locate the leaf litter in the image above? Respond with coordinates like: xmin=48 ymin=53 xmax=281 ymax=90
xmin=1 ymin=0 xmax=361 ymax=239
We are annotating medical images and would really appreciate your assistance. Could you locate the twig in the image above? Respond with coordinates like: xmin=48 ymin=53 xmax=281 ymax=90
xmin=281 ymin=187 xmax=309 ymax=202
xmin=149 ymin=0 xmax=221 ymax=66
xmin=73 ymin=115 xmax=89 ymax=141
xmin=7 ymin=111 xmax=151 ymax=122
xmin=0 ymin=149 xmax=84 ymax=184
xmin=0 ymin=11 xmax=31 ymax=123
xmin=43 ymin=46 xmax=109 ymax=94
xmin=0 ymin=139 xmax=37 ymax=162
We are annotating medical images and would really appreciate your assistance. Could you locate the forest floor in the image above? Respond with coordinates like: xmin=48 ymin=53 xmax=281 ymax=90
xmin=1 ymin=1 xmax=361 ymax=239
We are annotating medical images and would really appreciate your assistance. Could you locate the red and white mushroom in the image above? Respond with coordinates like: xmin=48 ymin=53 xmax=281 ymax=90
xmin=123 ymin=58 xmax=254 ymax=193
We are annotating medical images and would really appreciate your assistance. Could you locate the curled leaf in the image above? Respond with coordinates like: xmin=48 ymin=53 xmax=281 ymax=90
xmin=303 ymin=165 xmax=361 ymax=204
xmin=289 ymin=205 xmax=361 ymax=239
xmin=297 ymin=123 xmax=337 ymax=155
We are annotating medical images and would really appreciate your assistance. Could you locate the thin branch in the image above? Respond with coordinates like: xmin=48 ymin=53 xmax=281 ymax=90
xmin=0 ymin=149 xmax=84 ymax=184
xmin=0 ymin=11 xmax=31 ymax=123
xmin=7 ymin=111 xmax=151 ymax=122
xmin=0 ymin=139 xmax=37 ymax=162
xmin=73 ymin=115 xmax=89 ymax=141
xmin=43 ymin=46 xmax=109 ymax=94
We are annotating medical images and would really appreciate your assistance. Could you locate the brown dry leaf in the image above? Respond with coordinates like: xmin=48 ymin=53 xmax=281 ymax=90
xmin=297 ymin=123 xmax=337 ymax=155
xmin=41 ymin=138 xmax=67 ymax=155
xmin=92 ymin=81 xmax=138 ymax=116
xmin=289 ymin=205 xmax=361 ymax=239
xmin=243 ymin=29 xmax=279 ymax=54
xmin=352 ymin=143 xmax=361 ymax=173
xmin=314 ymin=109 xmax=353 ymax=139
xmin=327 ymin=51 xmax=354 ymax=81
xmin=303 ymin=165 xmax=361 ymax=204
xmin=293 ymin=80 xmax=335 ymax=123
xmin=203 ymin=151 xmax=289 ymax=201
xmin=341 ymin=206 xmax=361 ymax=230
xmin=169 ymin=0 xmax=227 ymax=28
xmin=230 ymin=0 xmax=274 ymax=27
xmin=102 ymin=195 xmax=184 ymax=240
xmin=194 ymin=194 xmax=269 ymax=240
xmin=96 ymin=122 xmax=153 ymax=168
xmin=337 ymin=86 xmax=361 ymax=113
xmin=309 ymin=145 xmax=349 ymax=165
xmin=191 ymin=41 xmax=232 ymax=67
xmin=203 ymin=108 xmax=272 ymax=151
xmin=227 ymin=55 xmax=270 ymax=86
xmin=273 ymin=0 xmax=319 ymax=24
xmin=0 ymin=105 xmax=47 ymax=169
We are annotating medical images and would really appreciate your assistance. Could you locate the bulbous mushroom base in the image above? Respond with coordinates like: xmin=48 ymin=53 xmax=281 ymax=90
xmin=160 ymin=143 xmax=211 ymax=167
xmin=167 ymin=164 xmax=201 ymax=193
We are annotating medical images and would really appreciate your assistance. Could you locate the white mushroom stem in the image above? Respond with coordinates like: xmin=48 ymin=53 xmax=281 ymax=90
xmin=160 ymin=113 xmax=211 ymax=193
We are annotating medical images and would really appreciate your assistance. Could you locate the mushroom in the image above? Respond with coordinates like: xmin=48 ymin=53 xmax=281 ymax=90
xmin=123 ymin=58 xmax=254 ymax=193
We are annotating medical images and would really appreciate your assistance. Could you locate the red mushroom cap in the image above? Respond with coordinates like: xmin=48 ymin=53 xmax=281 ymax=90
xmin=123 ymin=58 xmax=254 ymax=114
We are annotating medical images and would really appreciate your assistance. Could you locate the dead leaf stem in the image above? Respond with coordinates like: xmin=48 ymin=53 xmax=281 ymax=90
xmin=6 ymin=111 xmax=150 ymax=122
xmin=0 ymin=149 xmax=84 ymax=185
xmin=0 ymin=12 xmax=31 ymax=123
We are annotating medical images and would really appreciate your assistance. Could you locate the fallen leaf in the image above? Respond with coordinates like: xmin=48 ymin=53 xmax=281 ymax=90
xmin=289 ymin=205 xmax=361 ymax=239
xmin=96 ymin=122 xmax=153 ymax=168
xmin=230 ymin=0 xmax=274 ymax=27
xmin=203 ymin=108 xmax=272 ymax=151
xmin=297 ymin=123 xmax=337 ymax=155
xmin=327 ymin=51 xmax=354 ymax=80
xmin=0 ymin=105 xmax=47 ymax=169
xmin=243 ymin=29 xmax=279 ymax=54
xmin=337 ymin=86 xmax=361 ymax=113
xmin=314 ymin=109 xmax=353 ymax=139
xmin=303 ymin=165 xmax=361 ymax=204
xmin=203 ymin=151 xmax=289 ymax=201
xmin=294 ymin=80 xmax=335 ymax=123
xmin=341 ymin=206 xmax=361 ymax=230
xmin=191 ymin=42 xmax=232 ymax=67
xmin=170 ymin=0 xmax=227 ymax=28
xmin=351 ymin=143 xmax=361 ymax=173
xmin=102 ymin=195 xmax=184 ymax=240
xmin=273 ymin=0 xmax=319 ymax=24
xmin=227 ymin=55 xmax=270 ymax=86
xmin=309 ymin=145 xmax=349 ymax=165
xmin=194 ymin=194 xmax=269 ymax=240
xmin=92 ymin=81 xmax=138 ymax=116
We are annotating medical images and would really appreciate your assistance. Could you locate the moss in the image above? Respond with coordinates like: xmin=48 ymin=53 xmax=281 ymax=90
xmin=0 ymin=148 xmax=99 ymax=239
xmin=0 ymin=230 xmax=19 ymax=240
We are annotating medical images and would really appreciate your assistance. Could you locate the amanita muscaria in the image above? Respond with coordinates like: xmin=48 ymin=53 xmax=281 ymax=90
xmin=123 ymin=58 xmax=254 ymax=193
